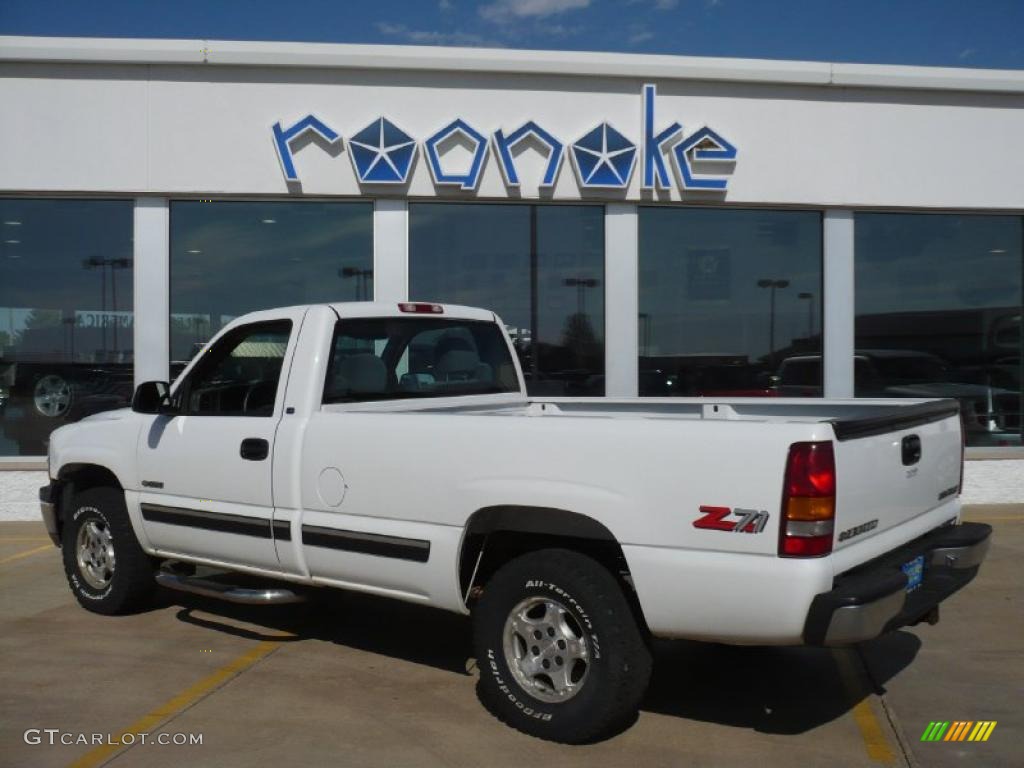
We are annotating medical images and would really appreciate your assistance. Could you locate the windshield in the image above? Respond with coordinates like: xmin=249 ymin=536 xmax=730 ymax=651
xmin=322 ymin=317 xmax=520 ymax=404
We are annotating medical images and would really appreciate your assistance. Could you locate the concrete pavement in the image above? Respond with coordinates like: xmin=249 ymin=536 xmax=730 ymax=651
xmin=0 ymin=506 xmax=1019 ymax=767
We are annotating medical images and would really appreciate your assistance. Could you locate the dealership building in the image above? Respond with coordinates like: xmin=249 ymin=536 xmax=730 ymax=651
xmin=0 ymin=36 xmax=1021 ymax=498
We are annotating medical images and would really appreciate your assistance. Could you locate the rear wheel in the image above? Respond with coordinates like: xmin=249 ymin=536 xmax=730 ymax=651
xmin=472 ymin=548 xmax=651 ymax=743
xmin=61 ymin=486 xmax=156 ymax=615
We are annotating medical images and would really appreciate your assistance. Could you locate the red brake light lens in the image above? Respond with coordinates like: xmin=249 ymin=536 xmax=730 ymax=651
xmin=398 ymin=302 xmax=444 ymax=314
xmin=785 ymin=442 xmax=835 ymax=497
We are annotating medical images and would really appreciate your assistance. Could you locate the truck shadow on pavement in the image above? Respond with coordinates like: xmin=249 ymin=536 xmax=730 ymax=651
xmin=163 ymin=584 xmax=922 ymax=736
xmin=642 ymin=630 xmax=921 ymax=734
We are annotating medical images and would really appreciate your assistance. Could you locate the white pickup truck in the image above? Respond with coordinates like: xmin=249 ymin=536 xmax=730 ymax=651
xmin=40 ymin=301 xmax=991 ymax=743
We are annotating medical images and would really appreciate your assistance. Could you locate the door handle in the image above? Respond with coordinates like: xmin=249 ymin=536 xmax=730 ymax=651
xmin=240 ymin=438 xmax=270 ymax=461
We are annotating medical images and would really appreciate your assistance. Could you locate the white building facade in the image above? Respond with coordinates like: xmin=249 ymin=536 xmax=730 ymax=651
xmin=0 ymin=37 xmax=1021 ymax=486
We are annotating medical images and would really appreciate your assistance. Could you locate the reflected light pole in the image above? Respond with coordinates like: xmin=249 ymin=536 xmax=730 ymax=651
xmin=563 ymin=277 xmax=600 ymax=316
xmin=340 ymin=267 xmax=373 ymax=301
xmin=83 ymin=257 xmax=132 ymax=359
xmin=62 ymin=316 xmax=76 ymax=363
xmin=82 ymin=256 xmax=107 ymax=358
xmin=639 ymin=312 xmax=651 ymax=356
xmin=757 ymin=278 xmax=790 ymax=362
xmin=798 ymin=291 xmax=814 ymax=338
xmin=109 ymin=258 xmax=131 ymax=356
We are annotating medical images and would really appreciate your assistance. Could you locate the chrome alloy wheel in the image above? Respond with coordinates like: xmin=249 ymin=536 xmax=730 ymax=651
xmin=502 ymin=596 xmax=590 ymax=703
xmin=34 ymin=374 xmax=71 ymax=418
xmin=76 ymin=518 xmax=115 ymax=590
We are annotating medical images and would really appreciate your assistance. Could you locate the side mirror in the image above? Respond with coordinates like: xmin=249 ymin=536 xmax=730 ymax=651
xmin=132 ymin=381 xmax=175 ymax=415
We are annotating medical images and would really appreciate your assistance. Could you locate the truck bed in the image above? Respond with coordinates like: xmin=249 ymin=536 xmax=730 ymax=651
xmin=347 ymin=395 xmax=959 ymax=435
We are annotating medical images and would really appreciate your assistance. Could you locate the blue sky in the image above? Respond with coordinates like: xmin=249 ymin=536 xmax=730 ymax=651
xmin=2 ymin=0 xmax=1022 ymax=69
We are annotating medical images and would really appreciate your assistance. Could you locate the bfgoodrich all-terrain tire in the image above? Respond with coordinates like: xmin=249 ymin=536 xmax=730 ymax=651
xmin=61 ymin=486 xmax=156 ymax=615
xmin=473 ymin=548 xmax=652 ymax=743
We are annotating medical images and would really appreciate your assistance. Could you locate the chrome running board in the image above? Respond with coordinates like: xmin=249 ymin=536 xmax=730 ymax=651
xmin=156 ymin=568 xmax=306 ymax=605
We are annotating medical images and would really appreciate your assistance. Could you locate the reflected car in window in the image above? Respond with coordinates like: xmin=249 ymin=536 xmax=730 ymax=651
xmin=774 ymin=350 xmax=1020 ymax=445
xmin=639 ymin=354 xmax=777 ymax=397
xmin=1 ymin=324 xmax=136 ymax=455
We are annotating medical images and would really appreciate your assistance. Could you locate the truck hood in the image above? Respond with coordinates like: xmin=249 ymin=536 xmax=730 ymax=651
xmin=80 ymin=407 xmax=133 ymax=423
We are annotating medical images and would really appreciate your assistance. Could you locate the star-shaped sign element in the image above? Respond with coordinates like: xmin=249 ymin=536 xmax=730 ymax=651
xmin=349 ymin=117 xmax=416 ymax=184
xmin=571 ymin=122 xmax=637 ymax=189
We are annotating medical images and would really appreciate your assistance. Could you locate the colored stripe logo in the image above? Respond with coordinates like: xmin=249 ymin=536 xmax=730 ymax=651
xmin=921 ymin=721 xmax=997 ymax=742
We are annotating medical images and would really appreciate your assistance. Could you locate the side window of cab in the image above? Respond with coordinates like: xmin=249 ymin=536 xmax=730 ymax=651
xmin=177 ymin=321 xmax=292 ymax=417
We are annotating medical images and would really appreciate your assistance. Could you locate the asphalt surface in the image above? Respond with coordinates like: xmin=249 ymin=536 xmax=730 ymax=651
xmin=0 ymin=505 xmax=1020 ymax=768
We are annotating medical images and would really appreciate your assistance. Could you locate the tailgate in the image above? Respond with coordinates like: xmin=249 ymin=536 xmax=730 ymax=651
xmin=830 ymin=400 xmax=962 ymax=550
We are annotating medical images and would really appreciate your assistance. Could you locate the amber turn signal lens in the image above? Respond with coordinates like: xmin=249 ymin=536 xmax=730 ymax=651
xmin=785 ymin=496 xmax=835 ymax=521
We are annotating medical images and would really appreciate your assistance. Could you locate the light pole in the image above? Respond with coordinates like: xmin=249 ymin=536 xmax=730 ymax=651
xmin=563 ymin=277 xmax=600 ymax=316
xmin=757 ymin=278 xmax=790 ymax=362
xmin=339 ymin=267 xmax=373 ymax=301
xmin=798 ymin=291 xmax=814 ymax=338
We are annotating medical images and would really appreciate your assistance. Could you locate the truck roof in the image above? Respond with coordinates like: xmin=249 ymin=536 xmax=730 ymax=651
xmin=327 ymin=301 xmax=498 ymax=323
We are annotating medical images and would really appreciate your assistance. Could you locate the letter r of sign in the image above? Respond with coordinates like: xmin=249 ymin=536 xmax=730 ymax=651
xmin=272 ymin=114 xmax=342 ymax=182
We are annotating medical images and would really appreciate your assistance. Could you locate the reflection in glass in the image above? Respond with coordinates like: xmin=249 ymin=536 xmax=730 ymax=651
xmin=0 ymin=199 xmax=134 ymax=456
xmin=638 ymin=208 xmax=822 ymax=397
xmin=855 ymin=213 xmax=1023 ymax=447
xmin=170 ymin=200 xmax=373 ymax=364
xmin=409 ymin=203 xmax=605 ymax=395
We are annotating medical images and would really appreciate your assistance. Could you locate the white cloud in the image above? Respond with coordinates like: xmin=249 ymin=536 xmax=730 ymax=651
xmin=479 ymin=0 xmax=590 ymax=23
xmin=627 ymin=0 xmax=679 ymax=7
xmin=375 ymin=22 xmax=501 ymax=47
xmin=439 ymin=0 xmax=454 ymax=10
xmin=628 ymin=23 xmax=654 ymax=45
xmin=958 ymin=47 xmax=975 ymax=60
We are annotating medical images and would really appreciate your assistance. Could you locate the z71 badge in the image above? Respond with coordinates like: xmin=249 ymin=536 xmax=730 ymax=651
xmin=694 ymin=505 xmax=770 ymax=533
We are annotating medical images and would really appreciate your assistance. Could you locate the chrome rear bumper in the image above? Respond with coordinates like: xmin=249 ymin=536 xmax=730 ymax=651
xmin=804 ymin=521 xmax=992 ymax=646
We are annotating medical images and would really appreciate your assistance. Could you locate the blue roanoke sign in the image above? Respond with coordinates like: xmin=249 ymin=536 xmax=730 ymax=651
xmin=272 ymin=84 xmax=737 ymax=193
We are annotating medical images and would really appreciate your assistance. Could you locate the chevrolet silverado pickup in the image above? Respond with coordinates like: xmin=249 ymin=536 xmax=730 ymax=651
xmin=39 ymin=301 xmax=991 ymax=743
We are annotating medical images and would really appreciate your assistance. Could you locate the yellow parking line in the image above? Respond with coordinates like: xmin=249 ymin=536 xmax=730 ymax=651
xmin=833 ymin=650 xmax=898 ymax=764
xmin=0 ymin=536 xmax=49 ymax=544
xmin=67 ymin=640 xmax=280 ymax=768
xmin=0 ymin=544 xmax=53 ymax=565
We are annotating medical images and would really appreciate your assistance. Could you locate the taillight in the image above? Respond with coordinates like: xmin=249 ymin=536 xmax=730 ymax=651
xmin=779 ymin=441 xmax=835 ymax=557
xmin=398 ymin=302 xmax=444 ymax=314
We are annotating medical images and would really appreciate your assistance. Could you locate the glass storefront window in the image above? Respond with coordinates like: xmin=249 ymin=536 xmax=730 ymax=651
xmin=855 ymin=213 xmax=1023 ymax=447
xmin=638 ymin=207 xmax=822 ymax=397
xmin=0 ymin=199 xmax=134 ymax=456
xmin=170 ymin=200 xmax=373 ymax=366
xmin=409 ymin=203 xmax=605 ymax=396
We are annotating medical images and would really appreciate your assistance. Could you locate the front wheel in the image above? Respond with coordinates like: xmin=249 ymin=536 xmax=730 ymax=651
xmin=472 ymin=548 xmax=651 ymax=743
xmin=61 ymin=486 xmax=156 ymax=615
